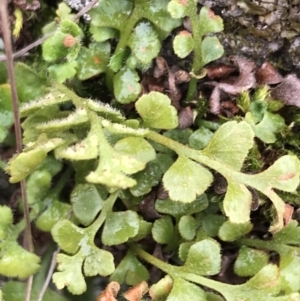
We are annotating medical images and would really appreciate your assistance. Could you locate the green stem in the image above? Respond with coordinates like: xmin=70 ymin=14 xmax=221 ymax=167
xmin=146 ymin=130 xmax=285 ymax=230
xmin=105 ymin=6 xmax=141 ymax=91
xmin=131 ymin=244 xmax=228 ymax=292
xmin=88 ymin=190 xmax=119 ymax=238
xmin=185 ymin=4 xmax=203 ymax=103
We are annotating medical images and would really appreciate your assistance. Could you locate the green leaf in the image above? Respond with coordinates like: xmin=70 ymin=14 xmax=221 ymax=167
xmin=109 ymin=48 xmax=129 ymax=73
xmin=35 ymin=199 xmax=71 ymax=232
xmin=234 ymin=246 xmax=269 ymax=277
xmin=48 ymin=61 xmax=78 ymax=83
xmin=51 ymin=220 xmax=85 ymax=254
xmin=257 ymin=155 xmax=300 ymax=192
xmin=76 ymin=42 xmax=111 ymax=80
xmin=90 ymin=25 xmax=118 ymax=42
xmin=152 ymin=216 xmax=175 ymax=245
xmin=167 ymin=0 xmax=191 ymax=19
xmin=189 ymin=127 xmax=214 ymax=150
xmin=149 ymin=275 xmax=173 ymax=301
xmin=0 ymin=206 xmax=13 ymax=240
xmin=6 ymin=148 xmax=47 ymax=183
xmin=163 ymin=156 xmax=213 ymax=203
xmin=245 ymin=111 xmax=285 ymax=143
xmin=0 ymin=241 xmax=40 ymax=278
xmin=60 ymin=19 xmax=82 ymax=37
xmin=128 ymin=21 xmax=161 ymax=64
xmin=223 ymin=181 xmax=253 ymax=224
xmin=173 ymin=30 xmax=194 ymax=58
xmin=55 ymin=123 xmax=99 ymax=161
xmin=167 ymin=278 xmax=207 ymax=301
xmin=53 ymin=253 xmax=86 ymax=295
xmin=249 ymin=100 xmax=268 ymax=123
xmin=201 ymin=36 xmax=224 ymax=66
xmin=273 ymin=221 xmax=300 ymax=245
xmin=135 ymin=91 xmax=178 ymax=129
xmin=83 ymin=247 xmax=115 ymax=277
xmin=202 ymin=214 xmax=226 ymax=237
xmin=219 ymin=220 xmax=253 ymax=241
xmin=130 ymin=155 xmax=170 ymax=197
xmin=89 ymin=0 xmax=133 ymax=30
xmin=178 ymin=215 xmax=197 ymax=240
xmin=0 ymin=84 xmax=13 ymax=142
xmin=202 ymin=121 xmax=254 ymax=171
xmin=183 ymin=239 xmax=221 ymax=276
xmin=110 ymin=251 xmax=149 ymax=285
xmin=15 ymin=63 xmax=47 ymax=103
xmin=71 ymin=184 xmax=106 ymax=226
xmin=42 ymin=31 xmax=70 ymax=62
xmin=280 ymin=256 xmax=300 ymax=293
xmin=155 ymin=194 xmax=208 ymax=217
xmin=114 ymin=137 xmax=156 ymax=164
xmin=141 ymin=0 xmax=181 ymax=38
xmin=113 ymin=67 xmax=141 ymax=104
xmin=102 ymin=211 xmax=139 ymax=246
xmin=199 ymin=6 xmax=224 ymax=35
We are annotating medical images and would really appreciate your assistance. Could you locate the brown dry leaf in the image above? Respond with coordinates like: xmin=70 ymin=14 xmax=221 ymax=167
xmin=178 ymin=106 xmax=193 ymax=129
xmin=206 ymin=63 xmax=236 ymax=80
xmin=283 ymin=204 xmax=294 ymax=225
xmin=255 ymin=62 xmax=283 ymax=85
xmin=97 ymin=282 xmax=120 ymax=301
xmin=138 ymin=189 xmax=161 ymax=220
xmin=123 ymin=281 xmax=149 ymax=301
xmin=271 ymin=74 xmax=300 ymax=107
xmin=208 ymin=57 xmax=257 ymax=114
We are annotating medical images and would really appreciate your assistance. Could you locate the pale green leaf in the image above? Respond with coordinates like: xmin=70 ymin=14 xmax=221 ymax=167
xmin=53 ymin=253 xmax=86 ymax=295
xmin=201 ymin=36 xmax=224 ymax=66
xmin=90 ymin=25 xmax=118 ymax=42
xmin=51 ymin=220 xmax=85 ymax=254
xmin=114 ymin=137 xmax=156 ymax=164
xmin=128 ymin=21 xmax=161 ymax=65
xmin=173 ymin=30 xmax=194 ymax=58
xmin=113 ymin=67 xmax=141 ymax=104
xmin=280 ymin=256 xmax=300 ymax=293
xmin=234 ymin=246 xmax=269 ymax=277
xmin=167 ymin=278 xmax=207 ymax=301
xmin=136 ymin=91 xmax=178 ymax=129
xmin=223 ymin=181 xmax=252 ymax=224
xmin=102 ymin=211 xmax=139 ymax=246
xmin=183 ymin=239 xmax=221 ymax=276
xmin=0 ymin=242 xmax=40 ymax=278
xmin=83 ymin=247 xmax=115 ymax=277
xmin=48 ymin=61 xmax=78 ymax=83
xmin=163 ymin=156 xmax=213 ymax=203
xmin=199 ymin=6 xmax=224 ymax=35
xmin=167 ymin=0 xmax=191 ymax=18
xmin=219 ymin=220 xmax=253 ymax=241
xmin=76 ymin=42 xmax=111 ymax=80
xmin=202 ymin=121 xmax=254 ymax=171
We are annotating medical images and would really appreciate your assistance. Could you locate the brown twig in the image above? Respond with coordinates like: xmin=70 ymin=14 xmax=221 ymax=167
xmin=0 ymin=0 xmax=99 ymax=62
xmin=0 ymin=1 xmax=34 ymax=301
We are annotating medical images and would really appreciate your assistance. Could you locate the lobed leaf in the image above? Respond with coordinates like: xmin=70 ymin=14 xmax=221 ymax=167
xmin=152 ymin=216 xmax=175 ymax=245
xmin=53 ymin=253 xmax=86 ymax=295
xmin=102 ymin=211 xmax=140 ymax=246
xmin=201 ymin=121 xmax=254 ymax=171
xmin=199 ymin=6 xmax=224 ymax=35
xmin=135 ymin=92 xmax=178 ymax=129
xmin=201 ymin=36 xmax=224 ymax=66
xmin=173 ymin=30 xmax=195 ymax=58
xmin=218 ymin=220 xmax=253 ymax=241
xmin=182 ymin=239 xmax=221 ymax=276
xmin=110 ymin=251 xmax=149 ymax=286
xmin=163 ymin=156 xmax=213 ymax=203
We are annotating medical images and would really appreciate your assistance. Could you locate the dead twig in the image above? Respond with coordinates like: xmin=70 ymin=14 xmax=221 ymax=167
xmin=0 ymin=1 xmax=33 ymax=301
